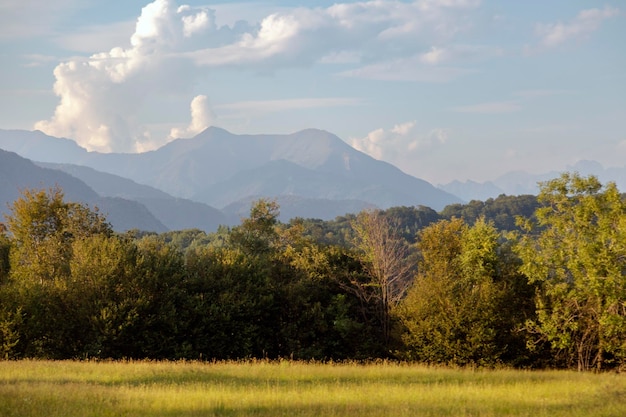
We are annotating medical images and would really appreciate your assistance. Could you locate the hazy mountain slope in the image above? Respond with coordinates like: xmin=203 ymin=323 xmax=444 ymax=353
xmin=119 ymin=127 xmax=462 ymax=210
xmin=0 ymin=149 xmax=167 ymax=232
xmin=0 ymin=127 xmax=462 ymax=211
xmin=0 ymin=129 xmax=89 ymax=163
xmin=36 ymin=163 xmax=173 ymax=199
xmin=135 ymin=197 xmax=229 ymax=231
xmin=438 ymin=180 xmax=506 ymax=202
xmin=198 ymin=158 xmax=440 ymax=210
xmin=38 ymin=163 xmax=228 ymax=231
xmin=439 ymin=160 xmax=626 ymax=201
xmin=92 ymin=197 xmax=168 ymax=233
xmin=0 ymin=149 xmax=98 ymax=207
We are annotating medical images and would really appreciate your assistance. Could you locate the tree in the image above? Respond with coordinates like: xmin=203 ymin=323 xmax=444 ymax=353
xmin=3 ymin=187 xmax=113 ymax=357
xmin=399 ymin=217 xmax=530 ymax=365
xmin=229 ymin=199 xmax=280 ymax=255
xmin=348 ymin=209 xmax=414 ymax=350
xmin=0 ymin=223 xmax=10 ymax=284
xmin=382 ymin=206 xmax=440 ymax=244
xmin=516 ymin=173 xmax=626 ymax=371
xmin=6 ymin=187 xmax=112 ymax=285
xmin=67 ymin=234 xmax=138 ymax=358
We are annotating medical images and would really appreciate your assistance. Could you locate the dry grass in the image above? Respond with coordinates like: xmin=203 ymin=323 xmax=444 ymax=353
xmin=0 ymin=360 xmax=624 ymax=416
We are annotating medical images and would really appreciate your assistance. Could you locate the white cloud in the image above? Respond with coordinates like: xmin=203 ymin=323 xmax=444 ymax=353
xmin=392 ymin=121 xmax=417 ymax=136
xmin=190 ymin=0 xmax=481 ymax=68
xmin=419 ymin=46 xmax=449 ymax=64
xmin=181 ymin=9 xmax=212 ymax=37
xmin=35 ymin=0 xmax=217 ymax=152
xmin=351 ymin=121 xmax=448 ymax=163
xmin=34 ymin=0 xmax=484 ymax=153
xmin=534 ymin=6 xmax=620 ymax=48
xmin=170 ymin=95 xmax=214 ymax=139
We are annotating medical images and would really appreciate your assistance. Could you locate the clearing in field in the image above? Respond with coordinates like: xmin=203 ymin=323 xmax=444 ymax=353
xmin=0 ymin=360 xmax=624 ymax=417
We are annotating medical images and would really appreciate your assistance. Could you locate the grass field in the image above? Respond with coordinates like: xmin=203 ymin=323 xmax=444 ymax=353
xmin=0 ymin=360 xmax=624 ymax=417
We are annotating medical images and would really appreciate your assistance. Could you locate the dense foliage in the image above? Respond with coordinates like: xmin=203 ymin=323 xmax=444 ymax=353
xmin=0 ymin=177 xmax=624 ymax=370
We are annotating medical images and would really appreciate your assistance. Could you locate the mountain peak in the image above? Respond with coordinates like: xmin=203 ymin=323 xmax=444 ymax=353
xmin=194 ymin=126 xmax=233 ymax=138
xmin=0 ymin=127 xmax=462 ymax=213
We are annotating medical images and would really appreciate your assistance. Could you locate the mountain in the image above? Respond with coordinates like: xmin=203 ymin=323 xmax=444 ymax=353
xmin=0 ymin=129 xmax=88 ymax=163
xmin=0 ymin=127 xmax=462 ymax=214
xmin=0 ymin=149 xmax=167 ymax=232
xmin=37 ymin=163 xmax=228 ymax=232
xmin=438 ymin=180 xmax=506 ymax=203
xmin=439 ymin=160 xmax=626 ymax=201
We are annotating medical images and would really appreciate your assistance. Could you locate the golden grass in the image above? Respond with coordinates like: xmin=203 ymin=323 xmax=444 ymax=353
xmin=0 ymin=360 xmax=624 ymax=417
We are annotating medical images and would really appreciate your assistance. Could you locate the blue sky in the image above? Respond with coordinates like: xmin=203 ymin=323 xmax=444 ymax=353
xmin=1 ymin=0 xmax=624 ymax=184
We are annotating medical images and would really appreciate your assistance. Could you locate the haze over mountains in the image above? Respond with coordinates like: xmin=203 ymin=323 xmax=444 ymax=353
xmin=0 ymin=149 xmax=168 ymax=232
xmin=0 ymin=127 xmax=461 ymax=232
xmin=2 ymin=127 xmax=624 ymax=233
xmin=438 ymin=160 xmax=626 ymax=202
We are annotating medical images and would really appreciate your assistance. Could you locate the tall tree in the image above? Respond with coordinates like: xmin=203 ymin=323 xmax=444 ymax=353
xmin=517 ymin=173 xmax=626 ymax=370
xmin=349 ymin=209 xmax=414 ymax=349
xmin=4 ymin=187 xmax=112 ymax=357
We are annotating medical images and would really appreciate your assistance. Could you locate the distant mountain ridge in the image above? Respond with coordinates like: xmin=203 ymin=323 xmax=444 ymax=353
xmin=3 ymin=128 xmax=625 ymax=226
xmin=438 ymin=160 xmax=626 ymax=202
xmin=0 ymin=149 xmax=168 ymax=232
xmin=36 ymin=162 xmax=228 ymax=232
xmin=0 ymin=127 xmax=462 ymax=218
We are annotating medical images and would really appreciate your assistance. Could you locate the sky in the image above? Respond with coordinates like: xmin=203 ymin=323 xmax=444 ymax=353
xmin=1 ymin=0 xmax=625 ymax=185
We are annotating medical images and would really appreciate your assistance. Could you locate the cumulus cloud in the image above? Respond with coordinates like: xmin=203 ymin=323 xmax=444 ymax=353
xmin=35 ymin=0 xmax=221 ymax=152
xmin=534 ymin=6 xmax=620 ymax=48
xmin=160 ymin=0 xmax=482 ymax=70
xmin=351 ymin=121 xmax=448 ymax=163
xmin=170 ymin=95 xmax=214 ymax=139
xmin=34 ymin=0 xmax=483 ymax=153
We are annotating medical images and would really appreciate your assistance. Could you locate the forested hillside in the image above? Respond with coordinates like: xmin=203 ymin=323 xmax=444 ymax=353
xmin=0 ymin=173 xmax=624 ymax=371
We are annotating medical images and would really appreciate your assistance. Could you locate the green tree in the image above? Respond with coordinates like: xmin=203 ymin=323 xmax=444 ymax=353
xmin=6 ymin=187 xmax=111 ymax=285
xmin=3 ymin=187 xmax=112 ymax=357
xmin=399 ymin=217 xmax=529 ymax=365
xmin=0 ymin=223 xmax=9 ymax=281
xmin=67 ymin=234 xmax=138 ymax=357
xmin=516 ymin=173 xmax=626 ymax=371
xmin=229 ymin=199 xmax=280 ymax=254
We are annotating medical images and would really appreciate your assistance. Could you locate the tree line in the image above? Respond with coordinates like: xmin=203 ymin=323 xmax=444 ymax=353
xmin=0 ymin=173 xmax=624 ymax=371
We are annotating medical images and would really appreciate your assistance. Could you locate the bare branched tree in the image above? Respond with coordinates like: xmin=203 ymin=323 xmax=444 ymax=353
xmin=349 ymin=209 xmax=415 ymax=347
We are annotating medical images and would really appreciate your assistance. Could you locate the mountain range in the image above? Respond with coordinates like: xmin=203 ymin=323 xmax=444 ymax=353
xmin=438 ymin=160 xmax=626 ymax=202
xmin=3 ymin=127 xmax=623 ymax=233
xmin=0 ymin=127 xmax=461 ymax=232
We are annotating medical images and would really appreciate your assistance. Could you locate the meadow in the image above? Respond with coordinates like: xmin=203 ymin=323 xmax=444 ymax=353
xmin=0 ymin=360 xmax=624 ymax=417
